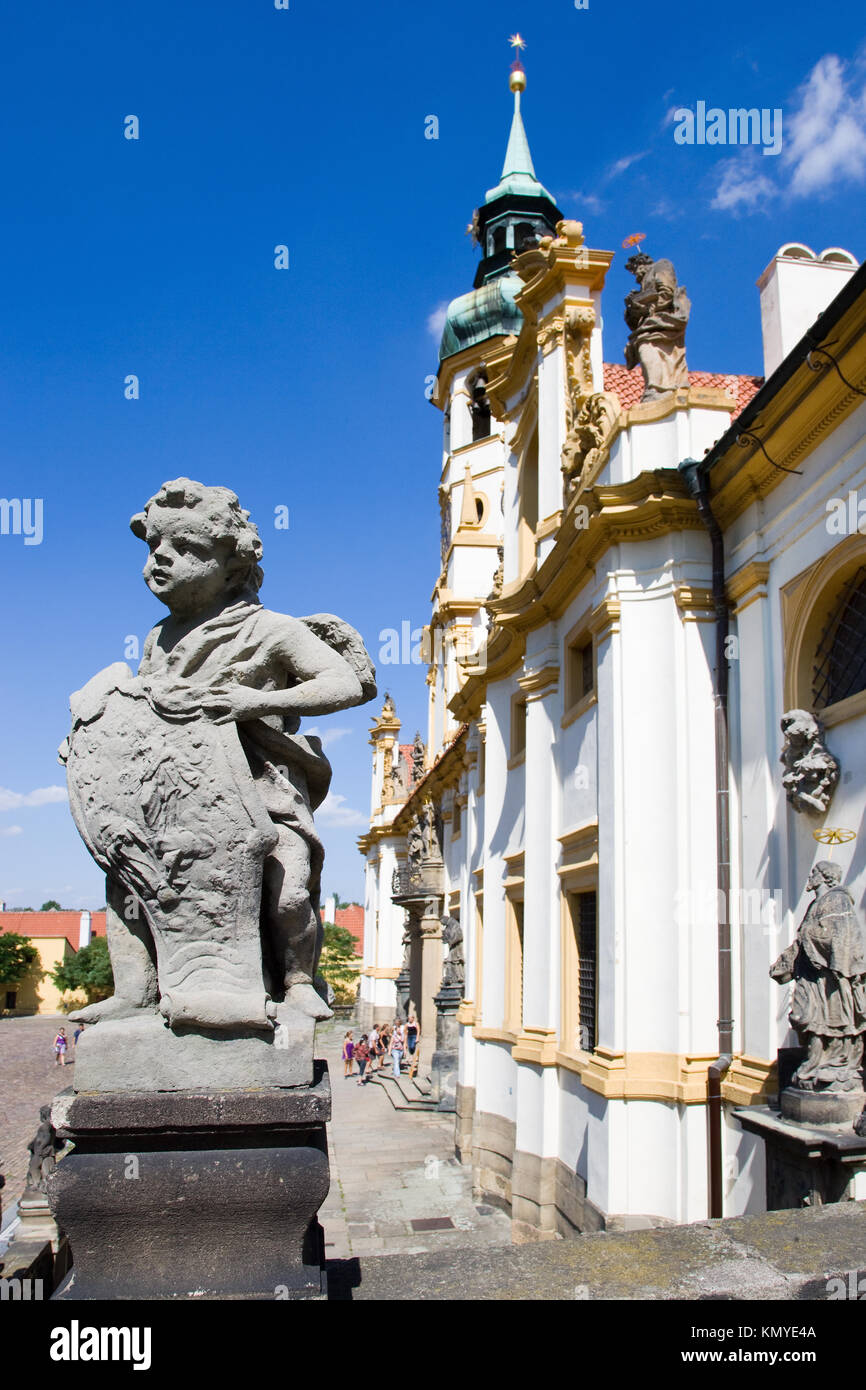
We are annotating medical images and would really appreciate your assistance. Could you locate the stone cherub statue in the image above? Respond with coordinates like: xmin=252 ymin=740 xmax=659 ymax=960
xmin=770 ymin=861 xmax=866 ymax=1093
xmin=780 ymin=709 xmax=839 ymax=815
xmin=25 ymin=1106 xmax=63 ymax=1194
xmin=62 ymin=478 xmax=376 ymax=1042
xmin=624 ymin=251 xmax=690 ymax=400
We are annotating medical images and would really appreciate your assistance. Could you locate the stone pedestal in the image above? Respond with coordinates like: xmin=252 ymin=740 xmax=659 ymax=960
xmin=737 ymin=1103 xmax=866 ymax=1211
xmin=780 ymin=1086 xmax=865 ymax=1126
xmin=47 ymin=1063 xmax=331 ymax=1300
xmin=394 ymin=964 xmax=411 ymax=1021
xmin=418 ymin=909 xmax=444 ymax=1075
xmin=430 ymin=981 xmax=461 ymax=1112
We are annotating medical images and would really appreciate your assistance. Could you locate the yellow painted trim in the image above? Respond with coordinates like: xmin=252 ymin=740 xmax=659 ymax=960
xmin=512 ymin=1028 xmax=559 ymax=1066
xmin=359 ymin=966 xmax=401 ymax=980
xmin=555 ymin=1048 xmax=721 ymax=1103
xmin=726 ymin=560 xmax=770 ymax=612
xmin=457 ymin=999 xmax=476 ymax=1025
xmin=721 ymin=1054 xmax=777 ymax=1106
xmin=473 ymin=1025 xmax=519 ymax=1045
xmin=820 ymin=687 xmax=866 ymax=728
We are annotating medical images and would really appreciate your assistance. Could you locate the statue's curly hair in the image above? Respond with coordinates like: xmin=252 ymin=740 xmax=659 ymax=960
xmin=625 ymin=251 xmax=653 ymax=277
xmin=130 ymin=477 xmax=264 ymax=594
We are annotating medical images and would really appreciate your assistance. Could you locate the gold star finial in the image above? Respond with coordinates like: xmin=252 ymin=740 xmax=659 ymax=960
xmin=509 ymin=33 xmax=526 ymax=52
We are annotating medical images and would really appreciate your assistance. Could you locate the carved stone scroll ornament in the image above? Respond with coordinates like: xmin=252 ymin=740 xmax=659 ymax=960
xmin=561 ymin=392 xmax=620 ymax=496
xmin=780 ymin=709 xmax=839 ymax=815
xmin=624 ymin=252 xmax=690 ymax=400
xmin=770 ymin=862 xmax=866 ymax=1093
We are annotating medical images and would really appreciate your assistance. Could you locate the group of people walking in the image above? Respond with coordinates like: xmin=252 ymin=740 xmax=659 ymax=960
xmin=342 ymin=1015 xmax=419 ymax=1086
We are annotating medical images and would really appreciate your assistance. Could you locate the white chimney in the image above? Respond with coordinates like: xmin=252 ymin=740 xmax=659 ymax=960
xmin=78 ymin=910 xmax=92 ymax=948
xmin=324 ymin=895 xmax=336 ymax=925
xmin=758 ymin=243 xmax=858 ymax=377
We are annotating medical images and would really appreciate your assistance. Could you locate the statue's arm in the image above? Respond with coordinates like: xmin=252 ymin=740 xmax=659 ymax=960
xmin=269 ymin=617 xmax=364 ymax=715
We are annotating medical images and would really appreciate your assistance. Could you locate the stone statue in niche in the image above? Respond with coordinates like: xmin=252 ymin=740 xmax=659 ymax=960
xmin=440 ymin=915 xmax=464 ymax=990
xmin=780 ymin=709 xmax=839 ymax=815
xmin=770 ymin=862 xmax=866 ymax=1093
xmin=624 ymin=252 xmax=690 ymax=400
xmin=61 ymin=478 xmax=376 ymax=1047
xmin=25 ymin=1106 xmax=63 ymax=1194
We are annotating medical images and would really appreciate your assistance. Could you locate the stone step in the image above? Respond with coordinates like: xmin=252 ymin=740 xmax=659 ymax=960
xmin=370 ymin=1073 xmax=439 ymax=1112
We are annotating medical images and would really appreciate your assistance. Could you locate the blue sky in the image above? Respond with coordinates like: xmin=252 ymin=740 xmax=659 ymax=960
xmin=1 ymin=0 xmax=865 ymax=908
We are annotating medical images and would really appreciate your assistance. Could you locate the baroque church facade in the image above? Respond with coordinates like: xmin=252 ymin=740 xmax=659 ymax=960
xmin=358 ymin=57 xmax=866 ymax=1235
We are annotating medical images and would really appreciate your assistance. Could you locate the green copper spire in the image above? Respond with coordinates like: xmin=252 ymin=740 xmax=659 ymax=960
xmin=484 ymin=60 xmax=555 ymax=204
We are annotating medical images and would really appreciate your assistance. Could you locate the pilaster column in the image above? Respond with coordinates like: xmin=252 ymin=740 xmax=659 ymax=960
xmin=516 ymin=660 xmax=560 ymax=1047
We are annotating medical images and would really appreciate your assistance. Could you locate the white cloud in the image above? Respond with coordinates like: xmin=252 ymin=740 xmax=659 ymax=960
xmin=305 ymin=726 xmax=352 ymax=750
xmin=782 ymin=54 xmax=866 ymax=196
xmin=606 ymin=151 xmax=649 ymax=180
xmin=711 ymin=159 xmax=776 ymax=212
xmin=316 ymin=792 xmax=367 ymax=828
xmin=427 ymin=302 xmax=449 ymax=340
xmin=562 ymin=189 xmax=605 ymax=215
xmin=0 ymin=825 xmax=23 ymax=837
xmin=0 ymin=785 xmax=68 ymax=811
xmin=711 ymin=52 xmax=866 ymax=211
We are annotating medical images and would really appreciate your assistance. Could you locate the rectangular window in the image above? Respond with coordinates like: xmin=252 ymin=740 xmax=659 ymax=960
xmin=573 ymin=890 xmax=597 ymax=1052
xmin=566 ymin=636 xmax=595 ymax=711
xmin=5 ymin=990 xmax=17 ymax=1010
xmin=511 ymin=696 xmax=527 ymax=761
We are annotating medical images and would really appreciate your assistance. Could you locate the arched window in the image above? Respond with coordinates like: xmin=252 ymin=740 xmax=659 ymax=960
xmin=812 ymin=565 xmax=866 ymax=710
xmin=514 ymin=221 xmax=537 ymax=252
xmin=469 ymin=369 xmax=491 ymax=442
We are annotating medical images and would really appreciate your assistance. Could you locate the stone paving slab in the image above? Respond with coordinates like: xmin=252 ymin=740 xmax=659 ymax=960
xmin=317 ymin=1018 xmax=511 ymax=1260
xmin=332 ymin=1198 xmax=866 ymax=1300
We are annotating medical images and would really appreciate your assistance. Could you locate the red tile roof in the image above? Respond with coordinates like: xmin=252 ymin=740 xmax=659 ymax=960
xmin=0 ymin=910 xmax=107 ymax=950
xmin=603 ymin=363 xmax=763 ymax=414
xmin=334 ymin=904 xmax=364 ymax=953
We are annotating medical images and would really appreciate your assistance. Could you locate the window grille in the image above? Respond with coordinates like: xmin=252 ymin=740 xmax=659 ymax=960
xmin=576 ymin=891 xmax=597 ymax=1052
xmin=812 ymin=565 xmax=866 ymax=709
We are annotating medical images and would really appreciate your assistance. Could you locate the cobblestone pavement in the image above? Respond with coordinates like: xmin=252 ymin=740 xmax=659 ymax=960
xmin=0 ymin=1014 xmax=78 ymax=1220
xmin=317 ymin=1018 xmax=512 ymax=1260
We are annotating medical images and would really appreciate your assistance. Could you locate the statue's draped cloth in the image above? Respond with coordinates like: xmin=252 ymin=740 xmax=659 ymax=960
xmin=65 ymin=601 xmax=331 ymax=1032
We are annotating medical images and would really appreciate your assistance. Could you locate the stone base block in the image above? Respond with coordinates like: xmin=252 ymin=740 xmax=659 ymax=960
xmin=47 ymin=1064 xmax=331 ymax=1300
xmin=72 ymin=1001 xmax=315 ymax=1093
xmin=780 ymin=1086 xmax=865 ymax=1126
xmin=737 ymin=1103 xmax=866 ymax=1211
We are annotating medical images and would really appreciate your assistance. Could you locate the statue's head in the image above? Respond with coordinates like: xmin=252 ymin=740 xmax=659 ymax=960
xmin=625 ymin=251 xmax=653 ymax=281
xmin=131 ymin=478 xmax=264 ymax=616
xmin=781 ymin=709 xmax=820 ymax=746
xmin=809 ymin=860 xmax=843 ymax=890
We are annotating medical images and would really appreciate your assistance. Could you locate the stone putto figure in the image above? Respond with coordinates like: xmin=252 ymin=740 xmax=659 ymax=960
xmin=62 ymin=478 xmax=376 ymax=1040
xmin=624 ymin=251 xmax=690 ymax=400
xmin=780 ymin=709 xmax=839 ymax=815
xmin=25 ymin=1106 xmax=62 ymax=1194
xmin=770 ymin=862 xmax=866 ymax=1093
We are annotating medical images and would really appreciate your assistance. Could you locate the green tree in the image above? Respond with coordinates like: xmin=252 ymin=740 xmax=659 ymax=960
xmin=40 ymin=900 xmax=62 ymax=911
xmin=51 ymin=936 xmax=114 ymax=1002
xmin=318 ymin=922 xmax=359 ymax=1005
xmin=0 ymin=933 xmax=38 ymax=986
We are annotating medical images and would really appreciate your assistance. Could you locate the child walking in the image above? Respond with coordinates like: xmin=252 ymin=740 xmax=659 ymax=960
xmin=342 ymin=1031 xmax=355 ymax=1077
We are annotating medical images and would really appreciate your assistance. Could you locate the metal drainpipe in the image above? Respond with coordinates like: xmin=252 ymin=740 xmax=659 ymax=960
xmin=680 ymin=459 xmax=733 ymax=1219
